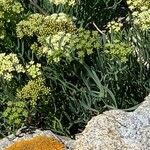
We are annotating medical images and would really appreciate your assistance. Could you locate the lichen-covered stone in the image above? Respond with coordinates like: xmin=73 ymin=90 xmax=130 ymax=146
xmin=5 ymin=135 xmax=65 ymax=150
xmin=0 ymin=129 xmax=74 ymax=150
xmin=74 ymin=94 xmax=150 ymax=150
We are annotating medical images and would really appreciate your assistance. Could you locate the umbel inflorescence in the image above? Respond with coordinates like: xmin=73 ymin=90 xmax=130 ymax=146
xmin=0 ymin=0 xmax=23 ymax=39
xmin=49 ymin=0 xmax=76 ymax=6
xmin=16 ymin=13 xmax=100 ymax=63
xmin=127 ymin=0 xmax=150 ymax=30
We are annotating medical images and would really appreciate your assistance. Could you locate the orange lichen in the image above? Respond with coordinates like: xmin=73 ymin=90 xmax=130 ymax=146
xmin=5 ymin=135 xmax=65 ymax=150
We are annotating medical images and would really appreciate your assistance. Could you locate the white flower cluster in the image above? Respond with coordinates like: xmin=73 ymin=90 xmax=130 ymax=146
xmin=45 ymin=31 xmax=71 ymax=62
xmin=127 ymin=0 xmax=150 ymax=10
xmin=132 ymin=9 xmax=150 ymax=30
xmin=46 ymin=12 xmax=75 ymax=23
xmin=127 ymin=0 xmax=150 ymax=30
xmin=107 ymin=20 xmax=123 ymax=33
xmin=49 ymin=0 xmax=75 ymax=6
xmin=0 ymin=53 xmax=25 ymax=81
xmin=26 ymin=61 xmax=42 ymax=78
xmin=50 ymin=31 xmax=71 ymax=50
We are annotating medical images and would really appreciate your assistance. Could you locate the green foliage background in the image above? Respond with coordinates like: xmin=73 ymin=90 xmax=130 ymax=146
xmin=0 ymin=0 xmax=150 ymax=138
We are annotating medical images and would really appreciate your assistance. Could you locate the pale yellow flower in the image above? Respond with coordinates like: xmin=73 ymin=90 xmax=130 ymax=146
xmin=49 ymin=0 xmax=76 ymax=6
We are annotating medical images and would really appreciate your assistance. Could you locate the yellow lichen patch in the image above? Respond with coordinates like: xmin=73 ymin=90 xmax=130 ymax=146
xmin=5 ymin=135 xmax=65 ymax=150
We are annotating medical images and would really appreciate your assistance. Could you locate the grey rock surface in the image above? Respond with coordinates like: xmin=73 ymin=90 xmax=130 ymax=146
xmin=74 ymin=94 xmax=150 ymax=150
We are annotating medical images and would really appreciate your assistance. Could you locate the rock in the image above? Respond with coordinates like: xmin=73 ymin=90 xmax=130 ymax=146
xmin=0 ymin=129 xmax=75 ymax=150
xmin=58 ymin=135 xmax=75 ymax=150
xmin=74 ymin=94 xmax=150 ymax=150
